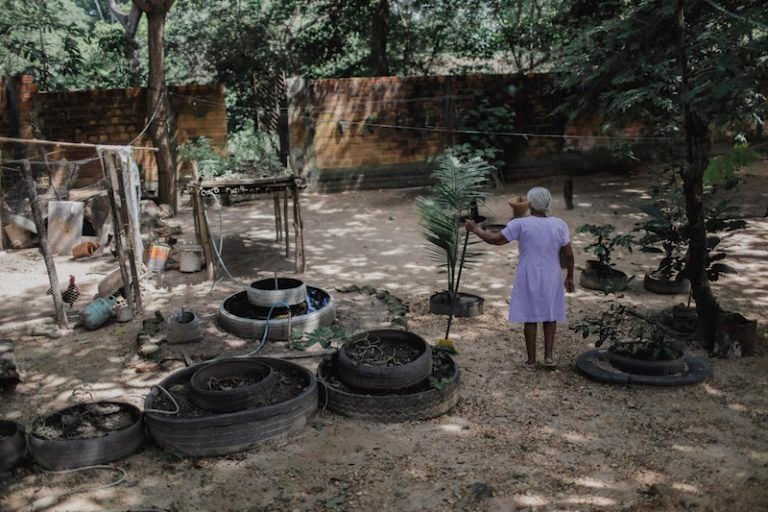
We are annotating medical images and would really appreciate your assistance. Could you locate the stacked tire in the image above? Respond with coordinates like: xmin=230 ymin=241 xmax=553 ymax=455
xmin=318 ymin=329 xmax=460 ymax=422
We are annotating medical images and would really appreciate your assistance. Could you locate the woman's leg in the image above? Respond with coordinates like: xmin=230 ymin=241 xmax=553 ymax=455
xmin=523 ymin=323 xmax=537 ymax=364
xmin=543 ymin=321 xmax=556 ymax=362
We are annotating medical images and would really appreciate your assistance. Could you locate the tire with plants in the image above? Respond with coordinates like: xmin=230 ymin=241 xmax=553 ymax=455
xmin=0 ymin=420 xmax=26 ymax=472
xmin=144 ymin=358 xmax=318 ymax=457
xmin=189 ymin=359 xmax=277 ymax=413
xmin=643 ymin=271 xmax=690 ymax=295
xmin=28 ymin=402 xmax=144 ymax=470
xmin=318 ymin=354 xmax=460 ymax=422
xmin=606 ymin=350 xmax=686 ymax=376
xmin=428 ymin=292 xmax=484 ymax=317
xmin=247 ymin=277 xmax=307 ymax=308
xmin=336 ymin=329 xmax=433 ymax=390
xmin=579 ymin=261 xmax=630 ymax=292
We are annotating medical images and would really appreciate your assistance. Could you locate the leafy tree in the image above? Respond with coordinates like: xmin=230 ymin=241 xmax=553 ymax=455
xmin=557 ymin=0 xmax=768 ymax=348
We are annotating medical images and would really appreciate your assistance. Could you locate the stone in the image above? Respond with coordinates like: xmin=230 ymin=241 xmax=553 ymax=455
xmin=139 ymin=343 xmax=161 ymax=357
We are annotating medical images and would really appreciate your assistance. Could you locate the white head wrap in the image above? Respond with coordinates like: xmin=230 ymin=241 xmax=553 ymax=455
xmin=527 ymin=187 xmax=552 ymax=216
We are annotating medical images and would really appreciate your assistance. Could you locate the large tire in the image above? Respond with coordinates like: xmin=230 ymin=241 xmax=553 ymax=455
xmin=336 ymin=329 xmax=432 ymax=390
xmin=28 ymin=402 xmax=144 ymax=470
xmin=218 ymin=289 xmax=336 ymax=341
xmin=576 ymin=349 xmax=712 ymax=386
xmin=248 ymin=278 xmax=307 ymax=308
xmin=144 ymin=358 xmax=318 ymax=457
xmin=429 ymin=292 xmax=484 ymax=318
xmin=579 ymin=262 xmax=630 ymax=292
xmin=0 ymin=420 xmax=26 ymax=472
xmin=190 ymin=360 xmax=277 ymax=413
xmin=318 ymin=354 xmax=460 ymax=422
xmin=643 ymin=272 xmax=691 ymax=295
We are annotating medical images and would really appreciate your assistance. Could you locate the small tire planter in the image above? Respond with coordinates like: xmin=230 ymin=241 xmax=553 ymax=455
xmin=429 ymin=291 xmax=484 ymax=318
xmin=643 ymin=271 xmax=691 ymax=295
xmin=579 ymin=261 xmax=630 ymax=292
xmin=318 ymin=351 xmax=460 ymax=422
xmin=218 ymin=287 xmax=336 ymax=341
xmin=336 ymin=329 xmax=432 ymax=390
xmin=28 ymin=402 xmax=144 ymax=470
xmin=248 ymin=277 xmax=307 ymax=308
xmin=0 ymin=420 xmax=26 ymax=472
xmin=167 ymin=310 xmax=204 ymax=345
xmin=576 ymin=349 xmax=712 ymax=386
xmin=144 ymin=357 xmax=318 ymax=457
xmin=189 ymin=359 xmax=277 ymax=413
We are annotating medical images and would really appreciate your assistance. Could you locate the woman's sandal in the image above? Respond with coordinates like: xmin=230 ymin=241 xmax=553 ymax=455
xmin=521 ymin=361 xmax=536 ymax=371
xmin=544 ymin=358 xmax=556 ymax=369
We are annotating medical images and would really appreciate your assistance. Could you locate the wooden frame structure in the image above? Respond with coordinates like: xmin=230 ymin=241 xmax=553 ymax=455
xmin=196 ymin=174 xmax=306 ymax=274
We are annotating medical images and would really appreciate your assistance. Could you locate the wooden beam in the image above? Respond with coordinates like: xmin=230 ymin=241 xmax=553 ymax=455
xmin=114 ymin=159 xmax=144 ymax=314
xmin=0 ymin=136 xmax=158 ymax=152
xmin=22 ymin=160 xmax=68 ymax=329
xmin=105 ymin=173 xmax=136 ymax=314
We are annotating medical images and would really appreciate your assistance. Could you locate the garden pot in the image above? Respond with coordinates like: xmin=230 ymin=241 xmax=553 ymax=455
xmin=579 ymin=261 xmax=630 ymax=292
xmin=179 ymin=244 xmax=203 ymax=273
xmin=28 ymin=402 xmax=144 ymax=470
xmin=318 ymin=350 xmax=460 ymax=422
xmin=429 ymin=291 xmax=484 ymax=317
xmin=166 ymin=310 xmax=204 ymax=344
xmin=247 ymin=277 xmax=308 ymax=308
xmin=144 ymin=357 xmax=318 ymax=457
xmin=336 ymin=329 xmax=433 ymax=391
xmin=0 ymin=420 xmax=26 ymax=472
xmin=606 ymin=349 xmax=686 ymax=376
xmin=643 ymin=271 xmax=691 ymax=295
xmin=189 ymin=359 xmax=278 ymax=412
xmin=508 ymin=196 xmax=529 ymax=218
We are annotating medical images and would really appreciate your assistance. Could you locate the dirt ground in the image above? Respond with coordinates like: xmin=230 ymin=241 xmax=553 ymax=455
xmin=1 ymin=165 xmax=767 ymax=512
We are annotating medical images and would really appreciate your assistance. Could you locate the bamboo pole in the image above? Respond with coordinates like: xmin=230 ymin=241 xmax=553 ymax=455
xmin=0 ymin=136 xmax=158 ymax=152
xmin=0 ymin=149 xmax=4 ymax=251
xmin=104 ymin=176 xmax=136 ymax=314
xmin=292 ymin=187 xmax=300 ymax=272
xmin=114 ymin=159 xmax=144 ymax=314
xmin=273 ymin=191 xmax=281 ymax=242
xmin=283 ymin=188 xmax=289 ymax=257
xmin=295 ymin=187 xmax=306 ymax=273
xmin=22 ymin=160 xmax=68 ymax=329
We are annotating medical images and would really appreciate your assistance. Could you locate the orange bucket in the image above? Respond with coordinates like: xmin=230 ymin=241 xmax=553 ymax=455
xmin=146 ymin=244 xmax=171 ymax=272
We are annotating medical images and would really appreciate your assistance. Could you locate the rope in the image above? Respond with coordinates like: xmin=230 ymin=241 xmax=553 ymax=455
xmin=128 ymin=90 xmax=164 ymax=147
xmin=30 ymin=465 xmax=127 ymax=512
xmin=142 ymin=384 xmax=180 ymax=415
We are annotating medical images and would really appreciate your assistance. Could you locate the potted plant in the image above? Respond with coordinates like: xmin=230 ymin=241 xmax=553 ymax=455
xmin=576 ymin=224 xmax=634 ymax=292
xmin=572 ymin=304 xmax=686 ymax=376
xmin=417 ymin=152 xmax=494 ymax=317
xmin=636 ymin=170 xmax=691 ymax=294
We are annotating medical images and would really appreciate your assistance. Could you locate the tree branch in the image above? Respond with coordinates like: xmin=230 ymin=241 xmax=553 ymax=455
xmin=110 ymin=0 xmax=142 ymax=36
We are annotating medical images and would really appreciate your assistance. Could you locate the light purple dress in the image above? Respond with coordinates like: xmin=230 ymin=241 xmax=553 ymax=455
xmin=501 ymin=216 xmax=570 ymax=323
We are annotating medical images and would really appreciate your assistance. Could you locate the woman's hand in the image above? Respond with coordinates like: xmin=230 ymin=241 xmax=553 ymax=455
xmin=564 ymin=276 xmax=575 ymax=293
xmin=462 ymin=219 xmax=477 ymax=233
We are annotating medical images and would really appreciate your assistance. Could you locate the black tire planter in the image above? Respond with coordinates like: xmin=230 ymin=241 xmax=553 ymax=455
xmin=579 ymin=261 xmax=630 ymax=292
xmin=218 ymin=287 xmax=336 ymax=341
xmin=429 ymin=292 xmax=484 ymax=318
xmin=336 ymin=329 xmax=432 ymax=390
xmin=606 ymin=350 xmax=686 ymax=376
xmin=317 ymin=354 xmax=460 ymax=422
xmin=643 ymin=272 xmax=691 ymax=295
xmin=248 ymin=277 xmax=308 ymax=308
xmin=576 ymin=349 xmax=713 ymax=386
xmin=0 ymin=420 xmax=26 ymax=472
xmin=144 ymin=358 xmax=318 ymax=457
xmin=167 ymin=310 xmax=204 ymax=345
xmin=190 ymin=360 xmax=277 ymax=413
xmin=28 ymin=402 xmax=144 ymax=470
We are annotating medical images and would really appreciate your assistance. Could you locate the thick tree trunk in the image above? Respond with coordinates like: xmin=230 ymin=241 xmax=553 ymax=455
xmin=370 ymin=0 xmax=390 ymax=76
xmin=146 ymin=10 xmax=177 ymax=212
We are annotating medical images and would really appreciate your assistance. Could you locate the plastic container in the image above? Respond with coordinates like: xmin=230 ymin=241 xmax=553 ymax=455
xmin=179 ymin=244 xmax=203 ymax=273
xmin=146 ymin=244 xmax=171 ymax=272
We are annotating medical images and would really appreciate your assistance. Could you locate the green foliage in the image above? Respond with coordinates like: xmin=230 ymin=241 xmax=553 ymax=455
xmin=576 ymin=224 xmax=633 ymax=268
xmin=417 ymin=152 xmax=494 ymax=294
xmin=704 ymin=141 xmax=760 ymax=185
xmin=289 ymin=325 xmax=349 ymax=351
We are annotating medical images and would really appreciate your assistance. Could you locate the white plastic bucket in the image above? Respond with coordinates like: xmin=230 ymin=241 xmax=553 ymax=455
xmin=179 ymin=245 xmax=203 ymax=273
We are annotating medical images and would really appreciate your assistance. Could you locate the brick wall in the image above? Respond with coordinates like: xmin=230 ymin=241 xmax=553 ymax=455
xmin=289 ymin=74 xmax=642 ymax=191
xmin=1 ymin=77 xmax=227 ymax=189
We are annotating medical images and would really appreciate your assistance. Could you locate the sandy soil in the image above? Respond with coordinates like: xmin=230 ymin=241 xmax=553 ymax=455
xmin=1 ymin=165 xmax=767 ymax=512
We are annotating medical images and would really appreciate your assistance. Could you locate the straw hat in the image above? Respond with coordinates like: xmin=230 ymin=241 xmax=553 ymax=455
xmin=508 ymin=195 xmax=529 ymax=218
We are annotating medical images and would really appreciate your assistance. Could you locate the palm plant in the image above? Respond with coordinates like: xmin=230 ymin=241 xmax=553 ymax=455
xmin=417 ymin=153 xmax=494 ymax=296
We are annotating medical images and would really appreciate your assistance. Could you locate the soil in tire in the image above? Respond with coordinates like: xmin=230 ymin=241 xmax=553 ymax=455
xmin=33 ymin=403 xmax=137 ymax=441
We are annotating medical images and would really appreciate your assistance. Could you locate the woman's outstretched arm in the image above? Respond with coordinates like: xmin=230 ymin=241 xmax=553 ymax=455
xmin=463 ymin=219 xmax=509 ymax=245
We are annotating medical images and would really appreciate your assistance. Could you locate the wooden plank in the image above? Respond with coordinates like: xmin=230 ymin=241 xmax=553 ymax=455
xmin=0 ymin=136 xmax=157 ymax=152
xmin=22 ymin=160 xmax=68 ymax=329
xmin=114 ymin=159 xmax=143 ymax=314
xmin=104 ymin=165 xmax=135 ymax=314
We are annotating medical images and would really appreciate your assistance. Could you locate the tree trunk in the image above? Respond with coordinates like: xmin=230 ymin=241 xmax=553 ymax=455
xmin=370 ymin=0 xmax=390 ymax=76
xmin=677 ymin=0 xmax=719 ymax=349
xmin=146 ymin=10 xmax=177 ymax=212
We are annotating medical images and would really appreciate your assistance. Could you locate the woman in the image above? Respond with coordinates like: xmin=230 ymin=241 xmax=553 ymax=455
xmin=464 ymin=187 xmax=575 ymax=370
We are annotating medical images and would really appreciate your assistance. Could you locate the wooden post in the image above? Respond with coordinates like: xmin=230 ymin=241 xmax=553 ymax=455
xmin=22 ymin=160 xmax=68 ymax=329
xmin=292 ymin=186 xmax=300 ymax=272
xmin=194 ymin=187 xmax=215 ymax=281
xmin=293 ymin=185 xmax=306 ymax=273
xmin=0 ymin=149 xmax=4 ymax=251
xmin=273 ymin=191 xmax=281 ymax=242
xmin=283 ymin=187 xmax=290 ymax=257
xmin=104 ymin=175 xmax=135 ymax=314
xmin=114 ymin=160 xmax=144 ymax=314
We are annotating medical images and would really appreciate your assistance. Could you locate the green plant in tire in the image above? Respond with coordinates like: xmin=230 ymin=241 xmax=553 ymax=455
xmin=571 ymin=305 xmax=680 ymax=361
xmin=417 ymin=152 xmax=494 ymax=299
xmin=577 ymin=224 xmax=634 ymax=271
